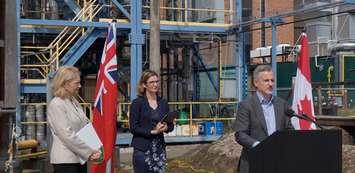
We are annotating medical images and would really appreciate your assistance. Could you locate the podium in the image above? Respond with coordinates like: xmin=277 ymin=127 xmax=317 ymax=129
xmin=248 ymin=130 xmax=342 ymax=173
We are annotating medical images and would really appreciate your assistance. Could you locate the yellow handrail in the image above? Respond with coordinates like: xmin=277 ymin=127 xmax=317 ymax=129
xmin=118 ymin=101 xmax=237 ymax=136
xmin=47 ymin=0 xmax=97 ymax=49
xmin=118 ymin=101 xmax=237 ymax=121
xmin=46 ymin=1 xmax=97 ymax=55
xmin=20 ymin=68 xmax=47 ymax=78
xmin=16 ymin=151 xmax=47 ymax=160
xmin=47 ymin=3 xmax=102 ymax=70
xmin=142 ymin=0 xmax=234 ymax=24
xmin=20 ymin=101 xmax=92 ymax=124
xmin=20 ymin=0 xmax=101 ymax=82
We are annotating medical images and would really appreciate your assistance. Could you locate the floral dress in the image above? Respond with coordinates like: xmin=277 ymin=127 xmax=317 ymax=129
xmin=144 ymin=108 xmax=167 ymax=173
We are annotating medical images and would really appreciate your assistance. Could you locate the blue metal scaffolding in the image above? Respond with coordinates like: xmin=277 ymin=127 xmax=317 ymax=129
xmin=18 ymin=0 xmax=234 ymax=145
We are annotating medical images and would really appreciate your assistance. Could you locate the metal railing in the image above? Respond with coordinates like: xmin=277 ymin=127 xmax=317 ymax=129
xmin=16 ymin=99 xmax=235 ymax=160
xmin=118 ymin=101 xmax=237 ymax=136
xmin=20 ymin=0 xmax=102 ymax=81
xmin=20 ymin=101 xmax=92 ymax=125
xmin=21 ymin=50 xmax=50 ymax=80
xmin=107 ymin=0 xmax=234 ymax=26
xmin=46 ymin=0 xmax=102 ymax=72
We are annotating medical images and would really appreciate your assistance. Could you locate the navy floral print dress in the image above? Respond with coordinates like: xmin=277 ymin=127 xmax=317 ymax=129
xmin=130 ymin=96 xmax=174 ymax=173
xmin=143 ymin=108 xmax=167 ymax=173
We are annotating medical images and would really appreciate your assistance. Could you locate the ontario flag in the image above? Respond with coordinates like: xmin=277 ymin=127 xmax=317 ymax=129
xmin=91 ymin=23 xmax=118 ymax=173
xmin=291 ymin=32 xmax=316 ymax=130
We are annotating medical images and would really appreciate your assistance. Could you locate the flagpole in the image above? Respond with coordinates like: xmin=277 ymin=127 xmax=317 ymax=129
xmin=92 ymin=23 xmax=118 ymax=173
xmin=271 ymin=20 xmax=277 ymax=96
xmin=291 ymin=32 xmax=316 ymax=130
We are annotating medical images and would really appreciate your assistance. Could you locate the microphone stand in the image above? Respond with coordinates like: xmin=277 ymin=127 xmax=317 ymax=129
xmin=293 ymin=113 xmax=324 ymax=130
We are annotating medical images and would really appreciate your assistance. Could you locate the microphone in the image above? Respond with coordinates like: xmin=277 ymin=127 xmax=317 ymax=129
xmin=285 ymin=109 xmax=323 ymax=129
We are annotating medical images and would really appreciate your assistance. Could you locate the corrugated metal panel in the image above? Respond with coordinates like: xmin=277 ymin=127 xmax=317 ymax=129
xmin=306 ymin=22 xmax=331 ymax=42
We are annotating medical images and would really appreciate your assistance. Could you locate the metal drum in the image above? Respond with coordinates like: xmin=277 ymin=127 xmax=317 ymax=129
xmin=36 ymin=124 xmax=46 ymax=145
xmin=35 ymin=105 xmax=46 ymax=147
xmin=25 ymin=124 xmax=36 ymax=140
xmin=25 ymin=105 xmax=36 ymax=139
xmin=25 ymin=105 xmax=36 ymax=122
xmin=35 ymin=105 xmax=45 ymax=122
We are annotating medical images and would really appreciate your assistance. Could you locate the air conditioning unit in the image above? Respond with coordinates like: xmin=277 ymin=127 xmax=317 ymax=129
xmin=309 ymin=37 xmax=330 ymax=57
xmin=276 ymin=44 xmax=291 ymax=54
xmin=317 ymin=42 xmax=329 ymax=56
xmin=250 ymin=47 xmax=270 ymax=58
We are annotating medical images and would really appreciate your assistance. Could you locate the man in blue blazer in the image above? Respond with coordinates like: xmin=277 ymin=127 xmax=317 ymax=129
xmin=234 ymin=65 xmax=294 ymax=173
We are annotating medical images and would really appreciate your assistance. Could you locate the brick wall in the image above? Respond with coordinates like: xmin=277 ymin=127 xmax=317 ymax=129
xmin=251 ymin=0 xmax=295 ymax=49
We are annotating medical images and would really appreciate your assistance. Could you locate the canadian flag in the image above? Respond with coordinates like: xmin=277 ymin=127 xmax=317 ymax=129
xmin=291 ymin=32 xmax=316 ymax=130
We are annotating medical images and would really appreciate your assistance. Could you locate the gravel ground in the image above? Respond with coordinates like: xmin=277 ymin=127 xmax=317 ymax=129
xmin=118 ymin=133 xmax=355 ymax=173
xmin=118 ymin=143 xmax=210 ymax=172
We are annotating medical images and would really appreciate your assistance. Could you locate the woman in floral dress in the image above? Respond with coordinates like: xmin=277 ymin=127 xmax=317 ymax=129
xmin=129 ymin=70 xmax=174 ymax=173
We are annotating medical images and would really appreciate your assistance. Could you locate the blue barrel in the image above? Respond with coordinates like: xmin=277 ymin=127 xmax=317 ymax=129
xmin=215 ymin=121 xmax=224 ymax=135
xmin=200 ymin=121 xmax=224 ymax=136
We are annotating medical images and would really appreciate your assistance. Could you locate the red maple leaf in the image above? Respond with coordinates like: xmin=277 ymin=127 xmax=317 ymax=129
xmin=297 ymin=95 xmax=314 ymax=130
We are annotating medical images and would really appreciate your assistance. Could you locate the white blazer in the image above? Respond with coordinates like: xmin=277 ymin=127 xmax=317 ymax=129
xmin=47 ymin=97 xmax=93 ymax=164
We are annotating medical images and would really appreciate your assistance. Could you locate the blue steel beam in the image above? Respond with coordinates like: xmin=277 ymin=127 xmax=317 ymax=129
xmin=261 ymin=17 xmax=284 ymax=96
xmin=236 ymin=0 xmax=247 ymax=100
xmin=130 ymin=0 xmax=144 ymax=101
xmin=111 ymin=0 xmax=131 ymax=20
xmin=345 ymin=0 xmax=355 ymax=3
xmin=20 ymin=19 xmax=227 ymax=33
xmin=20 ymin=24 xmax=227 ymax=33
xmin=20 ymin=19 xmax=127 ymax=28
xmin=21 ymin=84 xmax=47 ymax=93
xmin=20 ymin=27 xmax=63 ymax=34
xmin=158 ymin=25 xmax=226 ymax=33
xmin=60 ymin=28 xmax=104 ymax=66
xmin=64 ymin=0 xmax=81 ymax=15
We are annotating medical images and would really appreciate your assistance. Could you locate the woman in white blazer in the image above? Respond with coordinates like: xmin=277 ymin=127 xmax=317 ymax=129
xmin=47 ymin=66 xmax=101 ymax=173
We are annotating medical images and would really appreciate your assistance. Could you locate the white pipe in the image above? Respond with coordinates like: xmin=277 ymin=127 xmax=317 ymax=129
xmin=328 ymin=42 xmax=355 ymax=53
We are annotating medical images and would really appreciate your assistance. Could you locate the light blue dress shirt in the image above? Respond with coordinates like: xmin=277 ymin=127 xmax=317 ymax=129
xmin=256 ymin=92 xmax=276 ymax=136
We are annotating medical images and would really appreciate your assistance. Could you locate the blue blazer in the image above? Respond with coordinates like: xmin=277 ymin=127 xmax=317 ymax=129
xmin=129 ymin=96 xmax=174 ymax=151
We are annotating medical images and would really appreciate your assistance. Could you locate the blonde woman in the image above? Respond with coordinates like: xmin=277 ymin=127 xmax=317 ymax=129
xmin=47 ymin=66 xmax=100 ymax=173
